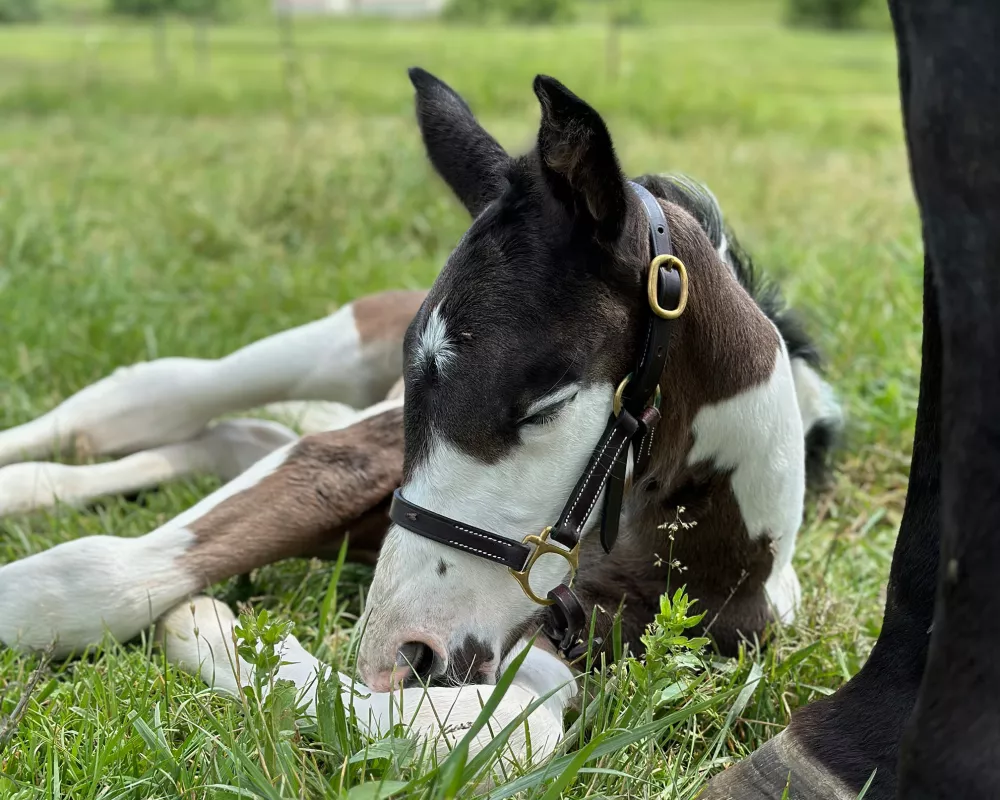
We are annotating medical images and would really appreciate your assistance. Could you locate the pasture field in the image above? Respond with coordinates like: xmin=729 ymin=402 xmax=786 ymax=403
xmin=0 ymin=2 xmax=922 ymax=797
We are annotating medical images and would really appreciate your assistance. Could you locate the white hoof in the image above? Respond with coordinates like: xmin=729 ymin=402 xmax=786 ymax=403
xmin=155 ymin=597 xmax=248 ymax=696
xmin=199 ymin=419 xmax=299 ymax=480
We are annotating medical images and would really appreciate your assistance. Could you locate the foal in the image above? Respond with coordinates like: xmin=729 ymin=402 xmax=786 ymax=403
xmin=356 ymin=69 xmax=841 ymax=689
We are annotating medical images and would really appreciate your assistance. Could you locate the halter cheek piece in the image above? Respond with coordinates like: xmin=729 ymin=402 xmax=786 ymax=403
xmin=389 ymin=182 xmax=688 ymax=659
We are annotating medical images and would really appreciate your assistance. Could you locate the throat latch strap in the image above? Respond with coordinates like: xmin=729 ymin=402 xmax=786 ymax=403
xmin=549 ymin=406 xmax=640 ymax=550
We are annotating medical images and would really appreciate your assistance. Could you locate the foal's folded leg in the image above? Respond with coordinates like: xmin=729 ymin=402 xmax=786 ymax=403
xmin=0 ymin=400 xmax=403 ymax=657
xmin=156 ymin=596 xmax=575 ymax=767
xmin=0 ymin=291 xmax=424 ymax=466
xmin=0 ymin=419 xmax=299 ymax=518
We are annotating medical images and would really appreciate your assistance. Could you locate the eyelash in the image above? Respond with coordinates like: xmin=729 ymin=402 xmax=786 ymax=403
xmin=518 ymin=394 xmax=577 ymax=427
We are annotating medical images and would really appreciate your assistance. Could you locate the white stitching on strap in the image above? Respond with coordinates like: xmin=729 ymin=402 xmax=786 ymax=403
xmin=453 ymin=522 xmax=515 ymax=549
xmin=577 ymin=432 xmax=631 ymax=536
xmin=445 ymin=538 xmax=505 ymax=562
xmin=641 ymin=428 xmax=654 ymax=465
xmin=563 ymin=426 xmax=620 ymax=523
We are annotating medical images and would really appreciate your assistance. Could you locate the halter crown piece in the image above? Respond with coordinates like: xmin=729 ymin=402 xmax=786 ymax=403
xmin=389 ymin=182 xmax=688 ymax=660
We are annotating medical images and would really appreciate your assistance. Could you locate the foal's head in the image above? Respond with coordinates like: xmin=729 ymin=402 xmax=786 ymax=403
xmin=358 ymin=69 xmax=722 ymax=690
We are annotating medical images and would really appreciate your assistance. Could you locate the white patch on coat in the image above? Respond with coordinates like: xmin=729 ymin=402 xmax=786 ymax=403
xmin=358 ymin=383 xmax=614 ymax=687
xmin=717 ymin=231 xmax=729 ymax=263
xmin=790 ymin=358 xmax=844 ymax=437
xmin=685 ymin=343 xmax=805 ymax=599
xmin=764 ymin=561 xmax=802 ymax=625
xmin=0 ymin=435 xmax=301 ymax=656
xmin=414 ymin=306 xmax=456 ymax=376
xmin=0 ymin=301 xmax=390 ymax=468
xmin=0 ymin=419 xmax=299 ymax=518
xmin=714 ymin=232 xmax=740 ymax=280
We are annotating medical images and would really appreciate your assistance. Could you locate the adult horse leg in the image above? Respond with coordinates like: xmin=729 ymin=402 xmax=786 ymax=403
xmin=892 ymin=0 xmax=1000 ymax=794
xmin=0 ymin=291 xmax=423 ymax=466
xmin=0 ymin=401 xmax=402 ymax=657
xmin=700 ymin=0 xmax=1000 ymax=797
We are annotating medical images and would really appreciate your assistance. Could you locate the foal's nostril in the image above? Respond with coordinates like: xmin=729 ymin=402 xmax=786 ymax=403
xmin=397 ymin=641 xmax=439 ymax=683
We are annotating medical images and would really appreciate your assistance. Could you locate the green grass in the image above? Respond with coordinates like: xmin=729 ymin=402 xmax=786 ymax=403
xmin=0 ymin=2 xmax=922 ymax=797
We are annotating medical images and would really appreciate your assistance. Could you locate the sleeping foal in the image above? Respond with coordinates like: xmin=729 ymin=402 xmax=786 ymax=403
xmin=356 ymin=69 xmax=841 ymax=689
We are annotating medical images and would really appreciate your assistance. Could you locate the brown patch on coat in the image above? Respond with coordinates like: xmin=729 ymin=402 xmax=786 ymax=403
xmin=661 ymin=202 xmax=780 ymax=402
xmin=575 ymin=469 xmax=775 ymax=659
xmin=180 ymin=406 xmax=404 ymax=585
xmin=303 ymin=497 xmax=391 ymax=565
xmin=353 ymin=290 xmax=427 ymax=345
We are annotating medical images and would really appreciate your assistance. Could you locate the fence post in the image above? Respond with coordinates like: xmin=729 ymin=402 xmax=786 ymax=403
xmin=153 ymin=13 xmax=172 ymax=79
xmin=193 ymin=17 xmax=211 ymax=73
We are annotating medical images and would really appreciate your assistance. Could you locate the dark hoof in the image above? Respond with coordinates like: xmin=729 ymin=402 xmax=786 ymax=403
xmin=698 ymin=730 xmax=857 ymax=800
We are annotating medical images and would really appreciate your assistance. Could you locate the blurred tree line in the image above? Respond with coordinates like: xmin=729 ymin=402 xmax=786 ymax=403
xmin=0 ymin=0 xmax=240 ymax=22
xmin=108 ymin=0 xmax=224 ymax=19
xmin=0 ymin=0 xmax=889 ymax=37
xmin=442 ymin=0 xmax=885 ymax=28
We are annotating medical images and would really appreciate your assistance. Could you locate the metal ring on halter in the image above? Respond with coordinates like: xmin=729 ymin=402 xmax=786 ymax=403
xmin=648 ymin=254 xmax=689 ymax=319
xmin=508 ymin=527 xmax=580 ymax=606
xmin=613 ymin=374 xmax=663 ymax=417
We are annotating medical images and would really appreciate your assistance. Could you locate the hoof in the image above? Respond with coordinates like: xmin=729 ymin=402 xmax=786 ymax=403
xmin=700 ymin=730 xmax=857 ymax=800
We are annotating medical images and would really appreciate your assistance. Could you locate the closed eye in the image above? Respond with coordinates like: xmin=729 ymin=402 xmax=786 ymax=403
xmin=517 ymin=392 xmax=578 ymax=427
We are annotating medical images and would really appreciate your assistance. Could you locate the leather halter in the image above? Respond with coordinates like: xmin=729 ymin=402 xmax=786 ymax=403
xmin=389 ymin=182 xmax=687 ymax=658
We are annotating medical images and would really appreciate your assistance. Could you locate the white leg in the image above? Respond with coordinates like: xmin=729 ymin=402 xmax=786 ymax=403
xmin=0 ymin=419 xmax=299 ymax=518
xmin=0 ymin=291 xmax=423 ymax=466
xmin=156 ymin=597 xmax=575 ymax=766
xmin=0 ymin=399 xmax=403 ymax=657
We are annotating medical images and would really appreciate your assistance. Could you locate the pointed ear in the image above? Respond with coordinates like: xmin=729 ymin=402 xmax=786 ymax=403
xmin=533 ymin=75 xmax=629 ymax=241
xmin=409 ymin=67 xmax=511 ymax=217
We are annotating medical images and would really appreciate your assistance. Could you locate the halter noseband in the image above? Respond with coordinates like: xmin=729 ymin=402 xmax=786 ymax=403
xmin=388 ymin=182 xmax=689 ymax=658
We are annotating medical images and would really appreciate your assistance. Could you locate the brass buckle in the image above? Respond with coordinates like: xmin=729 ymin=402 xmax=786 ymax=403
xmin=647 ymin=254 xmax=689 ymax=319
xmin=509 ymin=527 xmax=579 ymax=606
xmin=613 ymin=374 xmax=662 ymax=417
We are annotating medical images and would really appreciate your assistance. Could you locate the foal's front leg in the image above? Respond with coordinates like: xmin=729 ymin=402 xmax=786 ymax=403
xmin=0 ymin=291 xmax=423 ymax=466
xmin=0 ymin=400 xmax=403 ymax=657
xmin=156 ymin=597 xmax=575 ymax=768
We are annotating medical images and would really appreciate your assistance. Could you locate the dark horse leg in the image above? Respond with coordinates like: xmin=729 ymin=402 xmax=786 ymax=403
xmin=700 ymin=1 xmax=1000 ymax=798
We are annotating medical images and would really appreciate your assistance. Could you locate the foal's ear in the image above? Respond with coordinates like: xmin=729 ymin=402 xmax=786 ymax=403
xmin=409 ymin=67 xmax=511 ymax=217
xmin=533 ymin=75 xmax=629 ymax=241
